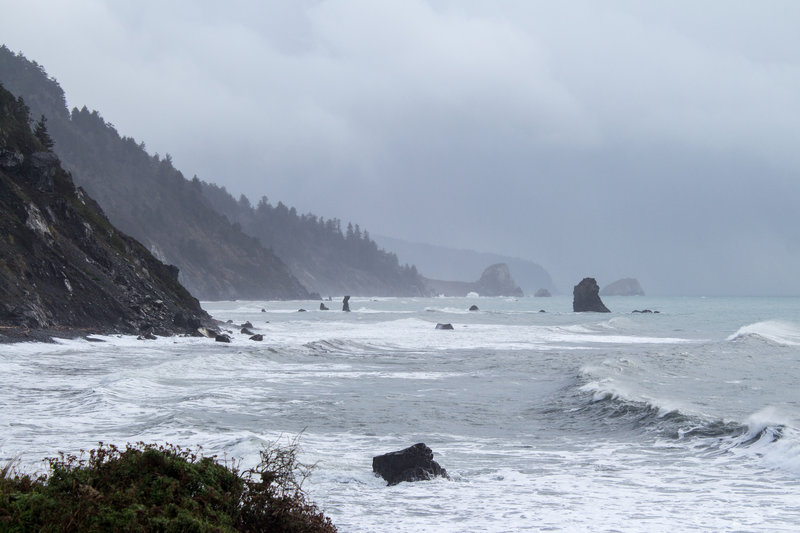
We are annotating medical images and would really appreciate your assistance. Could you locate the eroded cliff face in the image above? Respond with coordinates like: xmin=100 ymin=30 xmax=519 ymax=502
xmin=0 ymin=85 xmax=210 ymax=337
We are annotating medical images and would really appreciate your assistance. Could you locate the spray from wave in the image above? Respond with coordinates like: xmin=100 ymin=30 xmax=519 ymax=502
xmin=727 ymin=321 xmax=800 ymax=346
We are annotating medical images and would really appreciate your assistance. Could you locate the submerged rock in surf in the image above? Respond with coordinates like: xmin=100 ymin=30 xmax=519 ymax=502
xmin=573 ymin=278 xmax=610 ymax=313
xmin=435 ymin=323 xmax=455 ymax=330
xmin=372 ymin=443 xmax=448 ymax=486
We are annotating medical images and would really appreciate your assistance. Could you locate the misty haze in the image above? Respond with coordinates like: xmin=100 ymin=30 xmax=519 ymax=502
xmin=2 ymin=2 xmax=800 ymax=532
xmin=3 ymin=1 xmax=800 ymax=295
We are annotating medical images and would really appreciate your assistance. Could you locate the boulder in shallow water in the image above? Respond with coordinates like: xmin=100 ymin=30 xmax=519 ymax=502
xmin=573 ymin=278 xmax=610 ymax=313
xmin=468 ymin=305 xmax=479 ymax=311
xmin=241 ymin=327 xmax=254 ymax=335
xmin=249 ymin=334 xmax=263 ymax=341
xmin=435 ymin=323 xmax=454 ymax=330
xmin=372 ymin=443 xmax=448 ymax=486
xmin=215 ymin=334 xmax=231 ymax=343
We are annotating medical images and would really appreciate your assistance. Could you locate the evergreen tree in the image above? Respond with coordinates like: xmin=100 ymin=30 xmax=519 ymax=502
xmin=33 ymin=114 xmax=54 ymax=150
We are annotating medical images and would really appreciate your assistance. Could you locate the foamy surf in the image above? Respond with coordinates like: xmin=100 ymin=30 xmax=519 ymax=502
xmin=3 ymin=295 xmax=800 ymax=531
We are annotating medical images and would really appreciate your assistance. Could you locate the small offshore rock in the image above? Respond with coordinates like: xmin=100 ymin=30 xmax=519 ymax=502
xmin=249 ymin=334 xmax=264 ymax=341
xmin=372 ymin=443 xmax=448 ymax=486
xmin=435 ymin=323 xmax=454 ymax=330
xmin=343 ymin=295 xmax=351 ymax=312
xmin=241 ymin=327 xmax=254 ymax=335
xmin=468 ymin=305 xmax=479 ymax=311
xmin=297 ymin=309 xmax=307 ymax=313
xmin=320 ymin=303 xmax=329 ymax=311
xmin=241 ymin=321 xmax=253 ymax=329
xmin=539 ymin=309 xmax=547 ymax=313
xmin=215 ymin=334 xmax=231 ymax=343
xmin=261 ymin=308 xmax=266 ymax=312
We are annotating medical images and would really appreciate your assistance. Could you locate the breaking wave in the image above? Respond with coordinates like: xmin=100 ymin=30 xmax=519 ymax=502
xmin=727 ymin=321 xmax=800 ymax=346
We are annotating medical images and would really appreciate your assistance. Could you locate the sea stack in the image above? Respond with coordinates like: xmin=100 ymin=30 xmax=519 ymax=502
xmin=600 ymin=278 xmax=645 ymax=296
xmin=573 ymin=278 xmax=611 ymax=313
xmin=342 ymin=295 xmax=351 ymax=312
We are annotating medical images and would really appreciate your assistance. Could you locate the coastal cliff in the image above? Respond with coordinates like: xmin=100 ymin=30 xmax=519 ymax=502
xmin=0 ymin=83 xmax=210 ymax=339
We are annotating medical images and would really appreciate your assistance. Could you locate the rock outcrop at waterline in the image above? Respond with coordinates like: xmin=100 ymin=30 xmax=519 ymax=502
xmin=372 ymin=443 xmax=448 ymax=486
xmin=425 ymin=263 xmax=524 ymax=297
xmin=0 ymin=84 xmax=210 ymax=339
xmin=573 ymin=278 xmax=611 ymax=313
xmin=601 ymin=277 xmax=645 ymax=296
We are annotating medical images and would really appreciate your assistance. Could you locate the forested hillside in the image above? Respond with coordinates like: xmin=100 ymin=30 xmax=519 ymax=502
xmin=202 ymin=183 xmax=431 ymax=296
xmin=0 ymin=45 xmax=309 ymax=300
xmin=0 ymin=82 xmax=209 ymax=336
xmin=0 ymin=45 xmax=430 ymax=298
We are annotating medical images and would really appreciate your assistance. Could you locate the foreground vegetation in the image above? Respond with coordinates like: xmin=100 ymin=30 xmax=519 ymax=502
xmin=0 ymin=440 xmax=336 ymax=532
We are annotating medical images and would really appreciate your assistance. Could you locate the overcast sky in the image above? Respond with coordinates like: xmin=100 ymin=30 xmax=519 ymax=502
xmin=3 ymin=0 xmax=800 ymax=295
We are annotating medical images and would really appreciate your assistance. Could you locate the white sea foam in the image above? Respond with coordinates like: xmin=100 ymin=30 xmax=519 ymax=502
xmin=3 ymin=296 xmax=800 ymax=531
xmin=727 ymin=320 xmax=800 ymax=346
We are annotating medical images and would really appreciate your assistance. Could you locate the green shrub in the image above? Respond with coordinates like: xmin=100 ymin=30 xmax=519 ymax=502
xmin=0 ymin=440 xmax=336 ymax=532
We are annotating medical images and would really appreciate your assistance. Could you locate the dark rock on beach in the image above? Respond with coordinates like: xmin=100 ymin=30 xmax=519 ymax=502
xmin=372 ymin=443 xmax=448 ymax=486
xmin=573 ymin=278 xmax=611 ymax=313
xmin=435 ymin=323 xmax=455 ymax=330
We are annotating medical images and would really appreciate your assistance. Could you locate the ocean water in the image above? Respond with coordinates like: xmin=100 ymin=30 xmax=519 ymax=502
xmin=2 ymin=295 xmax=800 ymax=531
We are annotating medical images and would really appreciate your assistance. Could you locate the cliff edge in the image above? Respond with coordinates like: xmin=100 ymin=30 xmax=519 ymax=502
xmin=0 ymin=84 xmax=210 ymax=340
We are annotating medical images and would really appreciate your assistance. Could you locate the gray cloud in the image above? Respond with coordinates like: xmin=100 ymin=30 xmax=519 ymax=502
xmin=3 ymin=0 xmax=800 ymax=294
